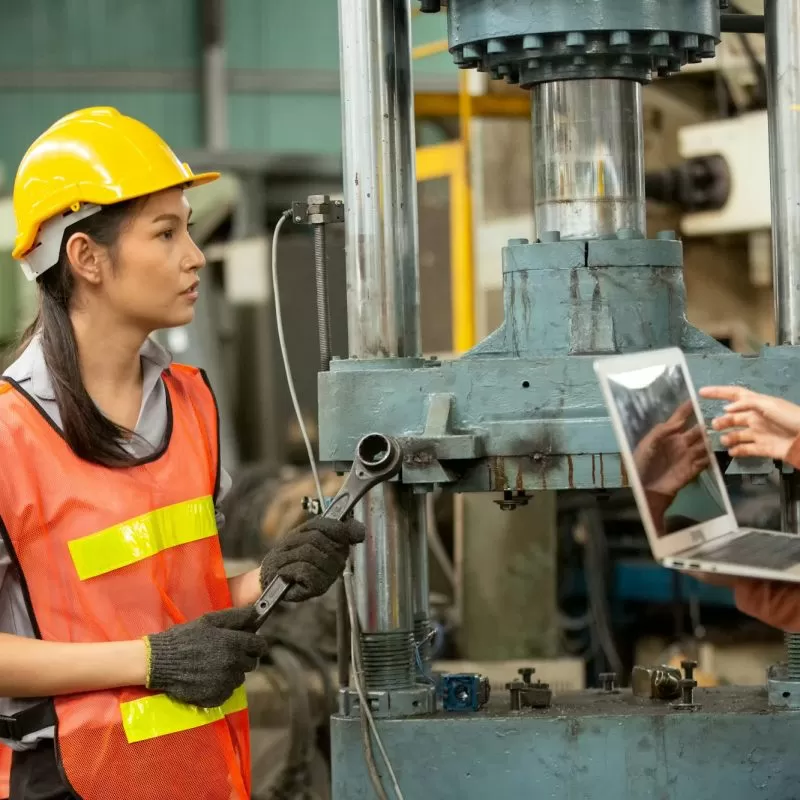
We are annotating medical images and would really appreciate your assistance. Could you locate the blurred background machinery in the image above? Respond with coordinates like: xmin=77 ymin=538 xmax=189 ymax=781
xmin=0 ymin=1 xmax=799 ymax=798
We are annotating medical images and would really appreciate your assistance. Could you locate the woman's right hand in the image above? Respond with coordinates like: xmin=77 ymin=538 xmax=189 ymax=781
xmin=699 ymin=385 xmax=800 ymax=461
xmin=145 ymin=607 xmax=268 ymax=708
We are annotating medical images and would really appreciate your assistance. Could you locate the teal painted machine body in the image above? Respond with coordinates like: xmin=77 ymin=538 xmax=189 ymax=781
xmin=319 ymin=234 xmax=798 ymax=491
xmin=331 ymin=688 xmax=800 ymax=799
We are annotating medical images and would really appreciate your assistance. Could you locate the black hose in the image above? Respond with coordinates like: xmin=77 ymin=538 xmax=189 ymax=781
xmin=720 ymin=14 xmax=764 ymax=34
xmin=579 ymin=503 xmax=624 ymax=680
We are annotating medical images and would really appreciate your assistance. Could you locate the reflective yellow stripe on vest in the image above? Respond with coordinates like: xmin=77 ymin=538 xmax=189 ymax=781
xmin=68 ymin=496 xmax=217 ymax=580
xmin=120 ymin=685 xmax=248 ymax=744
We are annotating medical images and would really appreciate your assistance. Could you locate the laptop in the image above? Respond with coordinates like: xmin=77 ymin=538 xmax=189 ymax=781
xmin=594 ymin=346 xmax=800 ymax=583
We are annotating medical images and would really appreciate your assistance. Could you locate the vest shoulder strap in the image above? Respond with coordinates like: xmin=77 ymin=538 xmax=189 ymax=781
xmin=169 ymin=362 xmax=201 ymax=379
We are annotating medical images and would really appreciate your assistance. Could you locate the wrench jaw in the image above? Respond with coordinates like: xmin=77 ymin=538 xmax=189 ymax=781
xmin=353 ymin=433 xmax=402 ymax=483
xmin=355 ymin=432 xmax=400 ymax=472
xmin=324 ymin=434 xmax=402 ymax=520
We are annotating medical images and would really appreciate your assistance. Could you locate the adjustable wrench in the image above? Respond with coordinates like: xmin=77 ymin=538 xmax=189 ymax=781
xmin=250 ymin=432 xmax=402 ymax=631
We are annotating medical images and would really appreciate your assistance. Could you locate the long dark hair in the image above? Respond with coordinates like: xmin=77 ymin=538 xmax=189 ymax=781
xmin=17 ymin=199 xmax=146 ymax=468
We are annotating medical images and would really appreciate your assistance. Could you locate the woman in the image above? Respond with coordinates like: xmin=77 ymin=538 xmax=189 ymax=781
xmin=0 ymin=107 xmax=364 ymax=800
xmin=699 ymin=383 xmax=800 ymax=631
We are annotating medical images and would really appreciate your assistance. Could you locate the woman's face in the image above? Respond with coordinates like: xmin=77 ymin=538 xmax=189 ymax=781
xmin=98 ymin=188 xmax=206 ymax=333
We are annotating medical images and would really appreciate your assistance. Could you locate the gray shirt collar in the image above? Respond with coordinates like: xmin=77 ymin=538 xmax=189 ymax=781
xmin=4 ymin=334 xmax=173 ymax=403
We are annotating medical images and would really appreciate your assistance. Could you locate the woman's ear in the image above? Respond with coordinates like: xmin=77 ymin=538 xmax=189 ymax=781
xmin=64 ymin=232 xmax=106 ymax=286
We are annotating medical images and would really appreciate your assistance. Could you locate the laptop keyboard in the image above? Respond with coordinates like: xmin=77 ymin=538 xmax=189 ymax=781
xmin=696 ymin=531 xmax=800 ymax=571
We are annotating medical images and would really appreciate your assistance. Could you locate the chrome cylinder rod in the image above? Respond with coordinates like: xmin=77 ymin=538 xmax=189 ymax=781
xmin=532 ymin=79 xmax=646 ymax=240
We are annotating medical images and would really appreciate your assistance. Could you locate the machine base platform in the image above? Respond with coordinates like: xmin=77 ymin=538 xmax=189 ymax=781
xmin=331 ymin=686 xmax=800 ymax=799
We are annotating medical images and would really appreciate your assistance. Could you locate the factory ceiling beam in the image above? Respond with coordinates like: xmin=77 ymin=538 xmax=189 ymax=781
xmin=0 ymin=69 xmax=458 ymax=94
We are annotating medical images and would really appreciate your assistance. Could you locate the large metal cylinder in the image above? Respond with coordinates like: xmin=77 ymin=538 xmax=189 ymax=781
xmin=765 ymin=0 xmax=800 ymax=675
xmin=532 ymin=79 xmax=646 ymax=240
xmin=338 ymin=0 xmax=421 ymax=358
xmin=766 ymin=0 xmax=800 ymax=346
xmin=337 ymin=0 xmax=422 ymax=692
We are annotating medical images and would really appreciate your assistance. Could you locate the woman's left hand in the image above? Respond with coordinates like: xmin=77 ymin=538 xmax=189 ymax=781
xmin=694 ymin=571 xmax=800 ymax=632
xmin=699 ymin=385 xmax=798 ymax=461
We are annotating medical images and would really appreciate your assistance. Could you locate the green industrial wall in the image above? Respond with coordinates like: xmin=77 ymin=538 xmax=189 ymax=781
xmin=0 ymin=0 xmax=453 ymax=188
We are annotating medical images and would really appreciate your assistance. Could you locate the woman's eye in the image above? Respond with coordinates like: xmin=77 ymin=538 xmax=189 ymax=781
xmin=159 ymin=229 xmax=175 ymax=241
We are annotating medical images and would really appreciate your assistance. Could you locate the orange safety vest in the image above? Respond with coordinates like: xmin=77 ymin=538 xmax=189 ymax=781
xmin=0 ymin=364 xmax=250 ymax=800
xmin=0 ymin=742 xmax=10 ymax=799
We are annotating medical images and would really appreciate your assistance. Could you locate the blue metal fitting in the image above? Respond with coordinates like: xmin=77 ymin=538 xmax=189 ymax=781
xmin=439 ymin=673 xmax=491 ymax=712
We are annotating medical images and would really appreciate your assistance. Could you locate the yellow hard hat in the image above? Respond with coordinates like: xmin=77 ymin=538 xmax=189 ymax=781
xmin=12 ymin=106 xmax=219 ymax=262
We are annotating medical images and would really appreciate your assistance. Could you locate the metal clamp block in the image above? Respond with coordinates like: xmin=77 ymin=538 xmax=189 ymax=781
xmin=767 ymin=663 xmax=800 ymax=709
xmin=506 ymin=668 xmax=552 ymax=710
xmin=292 ymin=194 xmax=345 ymax=226
xmin=631 ymin=665 xmax=682 ymax=701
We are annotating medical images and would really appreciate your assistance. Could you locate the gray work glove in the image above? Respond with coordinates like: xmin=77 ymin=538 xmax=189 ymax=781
xmin=145 ymin=607 xmax=268 ymax=708
xmin=259 ymin=516 xmax=366 ymax=602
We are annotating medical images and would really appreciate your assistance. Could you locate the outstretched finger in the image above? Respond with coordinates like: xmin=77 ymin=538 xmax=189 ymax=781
xmin=728 ymin=442 xmax=767 ymax=459
xmin=721 ymin=430 xmax=754 ymax=448
xmin=712 ymin=411 xmax=757 ymax=432
xmin=699 ymin=385 xmax=751 ymax=402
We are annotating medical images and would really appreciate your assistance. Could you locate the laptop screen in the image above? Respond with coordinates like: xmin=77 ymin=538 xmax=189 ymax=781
xmin=605 ymin=361 xmax=728 ymax=538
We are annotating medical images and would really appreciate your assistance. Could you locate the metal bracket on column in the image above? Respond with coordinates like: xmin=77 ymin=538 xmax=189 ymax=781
xmin=291 ymin=195 xmax=344 ymax=225
xmin=338 ymin=684 xmax=437 ymax=719
xmin=399 ymin=393 xmax=484 ymax=485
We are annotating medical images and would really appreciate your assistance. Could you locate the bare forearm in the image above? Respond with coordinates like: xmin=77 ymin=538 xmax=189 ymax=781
xmin=0 ymin=634 xmax=147 ymax=698
xmin=227 ymin=567 xmax=262 ymax=607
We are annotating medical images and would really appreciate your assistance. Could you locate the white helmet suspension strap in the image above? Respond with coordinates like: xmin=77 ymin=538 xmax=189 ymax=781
xmin=20 ymin=203 xmax=103 ymax=282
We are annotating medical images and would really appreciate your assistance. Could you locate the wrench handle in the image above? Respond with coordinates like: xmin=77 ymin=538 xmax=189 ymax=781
xmin=251 ymin=575 xmax=292 ymax=631
xmin=249 ymin=434 xmax=401 ymax=632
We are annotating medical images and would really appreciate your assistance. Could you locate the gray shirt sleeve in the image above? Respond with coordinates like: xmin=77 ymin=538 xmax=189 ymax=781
xmin=0 ymin=538 xmax=8 ymax=602
xmin=215 ymin=466 xmax=233 ymax=531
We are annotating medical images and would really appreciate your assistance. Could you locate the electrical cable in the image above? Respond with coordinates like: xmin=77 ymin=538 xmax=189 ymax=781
xmin=578 ymin=505 xmax=624 ymax=678
xmin=271 ymin=211 xmax=325 ymax=506
xmin=425 ymin=492 xmax=455 ymax=590
xmin=270 ymin=210 xmax=404 ymax=800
